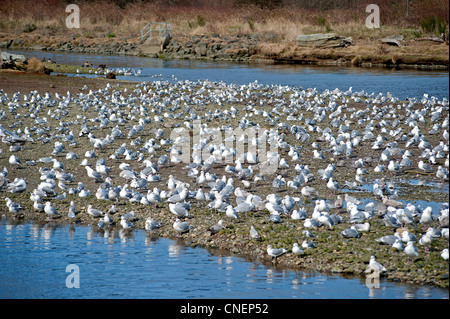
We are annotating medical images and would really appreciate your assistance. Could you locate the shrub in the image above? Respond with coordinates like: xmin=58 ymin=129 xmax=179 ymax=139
xmin=420 ymin=16 xmax=447 ymax=36
xmin=23 ymin=23 xmax=36 ymax=33
xmin=196 ymin=15 xmax=205 ymax=27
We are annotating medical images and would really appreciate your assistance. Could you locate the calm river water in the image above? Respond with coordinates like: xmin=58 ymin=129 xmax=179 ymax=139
xmin=1 ymin=50 xmax=449 ymax=299
xmin=0 ymin=218 xmax=448 ymax=299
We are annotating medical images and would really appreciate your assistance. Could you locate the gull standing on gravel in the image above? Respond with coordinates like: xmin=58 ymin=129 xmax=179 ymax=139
xmin=368 ymin=256 xmax=387 ymax=273
xmin=169 ymin=202 xmax=191 ymax=218
xmin=292 ymin=243 xmax=304 ymax=255
xmin=9 ymin=155 xmax=22 ymax=169
xmin=267 ymin=245 xmax=287 ymax=262
xmin=44 ymin=202 xmax=61 ymax=218
xmin=85 ymin=165 xmax=104 ymax=182
xmin=120 ymin=216 xmax=134 ymax=229
xmin=68 ymin=201 xmax=76 ymax=218
xmin=145 ymin=216 xmax=162 ymax=231
xmin=208 ymin=220 xmax=224 ymax=235
xmin=87 ymin=204 xmax=104 ymax=217
xmin=404 ymin=241 xmax=419 ymax=259
xmin=173 ymin=218 xmax=193 ymax=235
xmin=226 ymin=205 xmax=239 ymax=220
xmin=250 ymin=225 xmax=261 ymax=241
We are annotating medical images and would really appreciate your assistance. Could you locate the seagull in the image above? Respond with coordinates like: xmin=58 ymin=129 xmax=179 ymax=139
xmin=87 ymin=204 xmax=104 ymax=217
xmin=169 ymin=202 xmax=191 ymax=218
xmin=392 ymin=238 xmax=405 ymax=251
xmin=120 ymin=216 xmax=134 ymax=229
xmin=5 ymin=197 xmax=22 ymax=214
xmin=340 ymin=226 xmax=359 ymax=238
xmin=376 ymin=234 xmax=400 ymax=245
xmin=301 ymin=240 xmax=316 ymax=249
xmin=301 ymin=186 xmax=318 ymax=198
xmin=404 ymin=241 xmax=419 ymax=259
xmin=292 ymin=243 xmax=304 ymax=255
xmin=225 ymin=205 xmax=239 ymax=220
xmin=441 ymin=248 xmax=449 ymax=260
xmin=8 ymin=155 xmax=22 ymax=169
xmin=85 ymin=166 xmax=104 ymax=182
xmin=68 ymin=201 xmax=76 ymax=218
xmin=267 ymin=245 xmax=287 ymax=262
xmin=208 ymin=220 xmax=224 ymax=234
xmin=269 ymin=211 xmax=282 ymax=223
xmin=173 ymin=218 xmax=193 ymax=235
xmin=250 ymin=225 xmax=261 ymax=241
xmin=368 ymin=256 xmax=387 ymax=274
xmin=145 ymin=217 xmax=162 ymax=231
xmin=419 ymin=206 xmax=433 ymax=224
xmin=44 ymin=201 xmax=61 ymax=218
xmin=418 ymin=160 xmax=433 ymax=172
xmin=418 ymin=233 xmax=433 ymax=251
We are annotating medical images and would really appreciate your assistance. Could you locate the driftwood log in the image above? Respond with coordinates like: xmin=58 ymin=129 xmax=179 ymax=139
xmin=296 ymin=33 xmax=352 ymax=48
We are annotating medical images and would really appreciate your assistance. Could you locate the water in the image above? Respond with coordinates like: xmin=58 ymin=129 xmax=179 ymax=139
xmin=0 ymin=219 xmax=448 ymax=299
xmin=8 ymin=49 xmax=449 ymax=100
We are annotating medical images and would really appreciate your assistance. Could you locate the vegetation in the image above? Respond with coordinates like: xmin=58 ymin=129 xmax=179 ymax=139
xmin=0 ymin=0 xmax=447 ymax=42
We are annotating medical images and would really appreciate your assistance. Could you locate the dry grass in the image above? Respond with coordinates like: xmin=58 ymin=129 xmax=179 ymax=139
xmin=0 ymin=0 xmax=448 ymax=42
xmin=26 ymin=57 xmax=46 ymax=73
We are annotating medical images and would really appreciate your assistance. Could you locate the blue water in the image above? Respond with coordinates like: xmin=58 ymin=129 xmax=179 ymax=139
xmin=0 ymin=219 xmax=448 ymax=299
xmin=7 ymin=49 xmax=449 ymax=100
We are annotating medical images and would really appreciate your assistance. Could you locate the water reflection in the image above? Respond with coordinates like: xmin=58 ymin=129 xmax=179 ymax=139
xmin=0 ymin=218 xmax=448 ymax=299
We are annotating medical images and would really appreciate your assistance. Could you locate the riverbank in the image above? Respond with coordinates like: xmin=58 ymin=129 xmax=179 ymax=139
xmin=1 ymin=30 xmax=448 ymax=70
xmin=0 ymin=70 xmax=448 ymax=289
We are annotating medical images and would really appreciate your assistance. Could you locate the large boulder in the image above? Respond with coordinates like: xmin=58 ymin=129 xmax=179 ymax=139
xmin=1 ymin=51 xmax=28 ymax=70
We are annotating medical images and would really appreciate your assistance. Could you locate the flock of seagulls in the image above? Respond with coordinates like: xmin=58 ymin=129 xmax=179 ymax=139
xmin=0 ymin=76 xmax=449 ymax=273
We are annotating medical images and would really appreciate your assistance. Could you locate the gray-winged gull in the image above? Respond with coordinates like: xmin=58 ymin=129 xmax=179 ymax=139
xmin=85 ymin=166 xmax=104 ymax=182
xmin=44 ymin=202 xmax=61 ymax=218
xmin=169 ymin=202 xmax=191 ymax=218
xmin=225 ymin=205 xmax=239 ymax=220
xmin=145 ymin=217 xmax=162 ymax=231
xmin=404 ymin=241 xmax=419 ymax=258
xmin=368 ymin=256 xmax=387 ymax=273
xmin=340 ymin=226 xmax=359 ymax=238
xmin=8 ymin=155 xmax=21 ymax=169
xmin=173 ymin=218 xmax=193 ymax=235
xmin=87 ymin=204 xmax=104 ymax=217
xmin=120 ymin=216 xmax=134 ymax=229
xmin=208 ymin=219 xmax=224 ymax=234
xmin=267 ymin=244 xmax=287 ymax=261
xmin=250 ymin=225 xmax=261 ymax=241
xmin=292 ymin=243 xmax=304 ymax=255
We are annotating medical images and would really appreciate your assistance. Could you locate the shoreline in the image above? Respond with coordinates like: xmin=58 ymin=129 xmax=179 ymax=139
xmin=1 ymin=32 xmax=448 ymax=70
xmin=0 ymin=70 xmax=448 ymax=290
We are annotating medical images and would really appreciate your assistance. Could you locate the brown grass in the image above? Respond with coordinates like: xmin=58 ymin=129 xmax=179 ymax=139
xmin=0 ymin=0 xmax=448 ymax=41
xmin=26 ymin=57 xmax=46 ymax=73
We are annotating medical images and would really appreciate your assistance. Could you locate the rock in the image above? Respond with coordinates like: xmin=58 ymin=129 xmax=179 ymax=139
xmin=1 ymin=51 xmax=28 ymax=70
xmin=296 ymin=33 xmax=352 ymax=48
xmin=0 ymin=39 xmax=13 ymax=49
xmin=194 ymin=42 xmax=208 ymax=57
xmin=381 ymin=35 xmax=405 ymax=47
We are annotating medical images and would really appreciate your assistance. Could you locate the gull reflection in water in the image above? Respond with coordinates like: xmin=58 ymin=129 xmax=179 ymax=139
xmin=168 ymin=240 xmax=187 ymax=257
